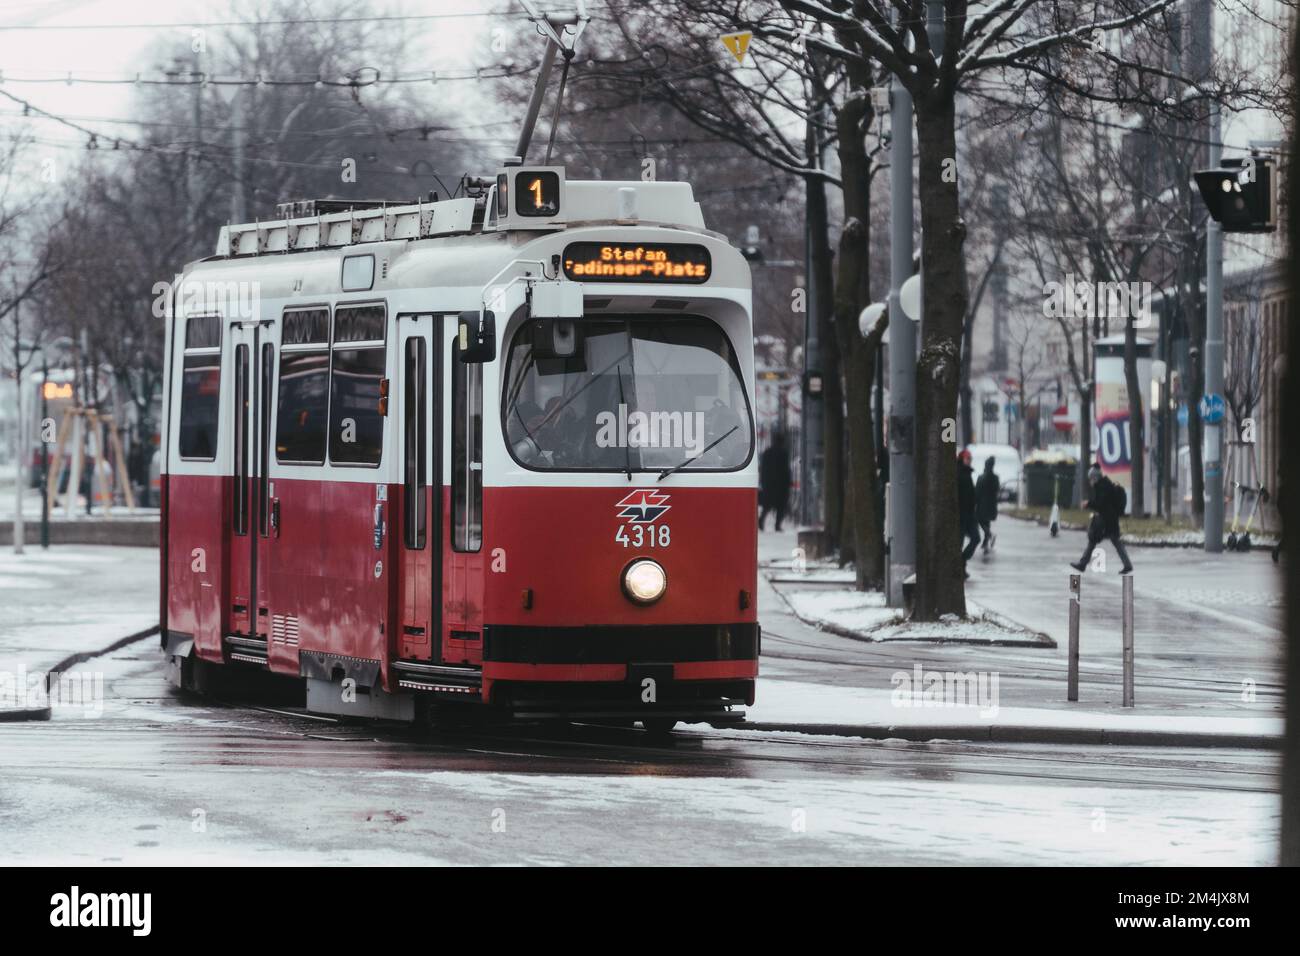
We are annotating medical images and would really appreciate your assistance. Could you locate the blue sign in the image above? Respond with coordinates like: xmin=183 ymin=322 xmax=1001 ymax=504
xmin=1176 ymin=404 xmax=1189 ymax=427
xmin=1199 ymin=393 xmax=1226 ymax=424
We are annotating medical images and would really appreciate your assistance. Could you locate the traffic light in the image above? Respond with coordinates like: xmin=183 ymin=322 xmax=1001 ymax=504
xmin=1193 ymin=155 xmax=1276 ymax=232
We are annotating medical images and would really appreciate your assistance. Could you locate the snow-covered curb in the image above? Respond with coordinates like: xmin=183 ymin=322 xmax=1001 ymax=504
xmin=712 ymin=677 xmax=1282 ymax=748
xmin=770 ymin=580 xmax=1055 ymax=647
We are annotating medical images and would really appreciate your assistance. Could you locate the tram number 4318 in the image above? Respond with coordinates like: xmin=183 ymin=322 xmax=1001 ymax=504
xmin=616 ymin=524 xmax=671 ymax=548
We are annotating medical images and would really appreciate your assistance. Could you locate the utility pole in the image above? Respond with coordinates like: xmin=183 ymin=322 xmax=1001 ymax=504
xmin=190 ymin=52 xmax=203 ymax=249
xmin=885 ymin=6 xmax=916 ymax=606
xmin=230 ymin=88 xmax=246 ymax=223
xmin=1194 ymin=0 xmax=1225 ymax=550
xmin=11 ymin=295 xmax=25 ymax=555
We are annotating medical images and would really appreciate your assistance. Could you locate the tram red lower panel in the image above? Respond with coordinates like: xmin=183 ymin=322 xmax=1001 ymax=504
xmin=163 ymin=474 xmax=759 ymax=711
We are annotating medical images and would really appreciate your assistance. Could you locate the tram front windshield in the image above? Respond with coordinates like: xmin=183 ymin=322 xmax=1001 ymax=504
xmin=503 ymin=315 xmax=753 ymax=472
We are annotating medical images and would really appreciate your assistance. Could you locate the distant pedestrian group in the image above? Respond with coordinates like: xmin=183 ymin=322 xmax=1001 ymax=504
xmin=957 ymin=450 xmax=1000 ymax=579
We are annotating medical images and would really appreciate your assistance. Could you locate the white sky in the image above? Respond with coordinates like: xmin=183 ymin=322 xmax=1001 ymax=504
xmin=0 ymin=0 xmax=518 ymax=180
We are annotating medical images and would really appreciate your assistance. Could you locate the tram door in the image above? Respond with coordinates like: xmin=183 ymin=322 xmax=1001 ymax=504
xmin=395 ymin=314 xmax=441 ymax=661
xmin=226 ymin=321 xmax=277 ymax=644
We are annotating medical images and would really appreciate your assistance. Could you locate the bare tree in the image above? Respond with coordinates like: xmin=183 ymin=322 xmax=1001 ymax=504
xmin=762 ymin=0 xmax=1271 ymax=618
xmin=0 ymin=135 xmax=64 ymax=552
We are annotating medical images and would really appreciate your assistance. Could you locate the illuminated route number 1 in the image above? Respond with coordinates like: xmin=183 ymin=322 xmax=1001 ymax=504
xmin=616 ymin=524 xmax=671 ymax=548
xmin=516 ymin=171 xmax=560 ymax=217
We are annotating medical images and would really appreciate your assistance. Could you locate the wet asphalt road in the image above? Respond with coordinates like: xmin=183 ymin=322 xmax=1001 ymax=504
xmin=0 ymin=640 xmax=1280 ymax=865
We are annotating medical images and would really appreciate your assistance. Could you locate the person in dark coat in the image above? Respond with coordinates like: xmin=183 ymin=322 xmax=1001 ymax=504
xmin=957 ymin=449 xmax=980 ymax=575
xmin=758 ymin=432 xmax=792 ymax=531
xmin=1071 ymin=464 xmax=1134 ymax=574
xmin=975 ymin=456 xmax=1000 ymax=554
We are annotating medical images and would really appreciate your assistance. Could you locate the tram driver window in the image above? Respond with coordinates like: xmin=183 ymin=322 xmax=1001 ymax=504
xmin=178 ymin=315 xmax=222 ymax=461
xmin=452 ymin=340 xmax=482 ymax=552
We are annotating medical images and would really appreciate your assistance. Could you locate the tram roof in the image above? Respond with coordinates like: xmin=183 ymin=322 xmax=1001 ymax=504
xmin=180 ymin=172 xmax=751 ymax=300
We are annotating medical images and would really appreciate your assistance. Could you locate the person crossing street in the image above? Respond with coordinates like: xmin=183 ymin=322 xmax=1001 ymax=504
xmin=1071 ymin=465 xmax=1134 ymax=575
xmin=957 ymin=449 xmax=980 ymax=578
xmin=975 ymin=456 xmax=1000 ymax=554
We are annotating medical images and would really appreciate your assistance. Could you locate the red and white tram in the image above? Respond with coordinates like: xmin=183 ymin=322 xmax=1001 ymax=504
xmin=159 ymin=165 xmax=759 ymax=731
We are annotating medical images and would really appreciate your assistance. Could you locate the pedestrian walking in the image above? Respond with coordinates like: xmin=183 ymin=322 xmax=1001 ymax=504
xmin=758 ymin=432 xmax=792 ymax=532
xmin=957 ymin=449 xmax=980 ymax=577
xmin=1071 ymin=465 xmax=1134 ymax=574
xmin=975 ymin=456 xmax=1000 ymax=554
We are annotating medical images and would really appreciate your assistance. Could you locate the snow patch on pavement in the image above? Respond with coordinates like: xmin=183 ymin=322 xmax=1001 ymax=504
xmin=742 ymin=676 xmax=1283 ymax=737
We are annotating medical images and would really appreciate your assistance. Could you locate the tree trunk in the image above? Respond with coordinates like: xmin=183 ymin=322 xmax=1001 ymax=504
xmin=912 ymin=93 xmax=967 ymax=621
xmin=1124 ymin=313 xmax=1145 ymax=516
xmin=1077 ymin=313 xmax=1093 ymax=508
xmin=808 ymin=170 xmax=842 ymax=544
xmin=830 ymin=90 xmax=885 ymax=589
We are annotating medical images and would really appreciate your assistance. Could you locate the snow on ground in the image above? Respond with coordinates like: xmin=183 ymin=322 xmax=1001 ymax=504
xmin=0 ymin=546 xmax=157 ymax=710
xmin=739 ymin=676 xmax=1283 ymax=738
xmin=3 ymin=760 xmax=1274 ymax=865
xmin=375 ymin=769 xmax=1277 ymax=866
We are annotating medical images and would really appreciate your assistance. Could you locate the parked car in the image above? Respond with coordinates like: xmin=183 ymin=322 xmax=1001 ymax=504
xmin=964 ymin=443 xmax=1022 ymax=502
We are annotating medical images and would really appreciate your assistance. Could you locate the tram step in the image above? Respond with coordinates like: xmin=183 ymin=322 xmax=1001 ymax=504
xmin=393 ymin=660 xmax=482 ymax=679
xmin=397 ymin=678 xmax=481 ymax=695
xmin=229 ymin=651 xmax=269 ymax=666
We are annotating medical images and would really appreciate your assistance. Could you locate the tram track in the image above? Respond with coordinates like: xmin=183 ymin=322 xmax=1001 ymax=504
xmin=3 ymin=682 xmax=1276 ymax=796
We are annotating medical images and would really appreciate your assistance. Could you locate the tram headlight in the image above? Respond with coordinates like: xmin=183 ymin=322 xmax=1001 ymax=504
xmin=622 ymin=558 xmax=667 ymax=605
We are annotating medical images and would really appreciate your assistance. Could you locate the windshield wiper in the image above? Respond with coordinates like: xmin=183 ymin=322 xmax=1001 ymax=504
xmin=656 ymin=425 xmax=739 ymax=482
xmin=615 ymin=363 xmax=632 ymax=481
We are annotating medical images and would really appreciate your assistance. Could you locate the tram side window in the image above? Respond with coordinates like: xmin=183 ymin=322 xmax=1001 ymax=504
xmin=178 ymin=316 xmax=222 ymax=461
xmin=329 ymin=304 xmax=386 ymax=467
xmin=275 ymin=308 xmax=330 ymax=465
xmin=452 ymin=340 xmax=482 ymax=552
xmin=276 ymin=350 xmax=330 ymax=463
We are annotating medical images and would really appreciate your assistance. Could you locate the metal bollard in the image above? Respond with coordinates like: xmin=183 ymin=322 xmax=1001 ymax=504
xmin=1122 ymin=574 xmax=1134 ymax=707
xmin=1067 ymin=573 xmax=1080 ymax=702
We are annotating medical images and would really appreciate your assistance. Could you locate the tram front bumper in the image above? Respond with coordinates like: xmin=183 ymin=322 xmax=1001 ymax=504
xmin=480 ymin=623 xmax=759 ymax=714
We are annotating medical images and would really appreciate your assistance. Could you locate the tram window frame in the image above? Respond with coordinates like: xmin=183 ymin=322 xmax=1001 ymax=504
xmin=275 ymin=307 xmax=331 ymax=466
xmin=257 ymin=342 xmax=274 ymax=536
xmin=177 ymin=314 xmax=222 ymax=462
xmin=500 ymin=313 xmax=756 ymax=475
xmin=232 ymin=343 xmax=250 ymax=535
xmin=403 ymin=336 xmax=427 ymax=550
xmin=451 ymin=337 xmax=482 ymax=553
xmin=328 ymin=302 xmax=387 ymax=468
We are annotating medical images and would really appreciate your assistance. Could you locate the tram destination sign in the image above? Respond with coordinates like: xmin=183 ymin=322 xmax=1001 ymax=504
xmin=562 ymin=242 xmax=711 ymax=283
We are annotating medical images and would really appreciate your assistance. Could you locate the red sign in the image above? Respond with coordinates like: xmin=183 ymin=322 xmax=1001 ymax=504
xmin=1052 ymin=405 xmax=1072 ymax=432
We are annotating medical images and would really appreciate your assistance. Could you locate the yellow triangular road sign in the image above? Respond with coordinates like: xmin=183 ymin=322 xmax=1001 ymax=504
xmin=721 ymin=31 xmax=752 ymax=64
